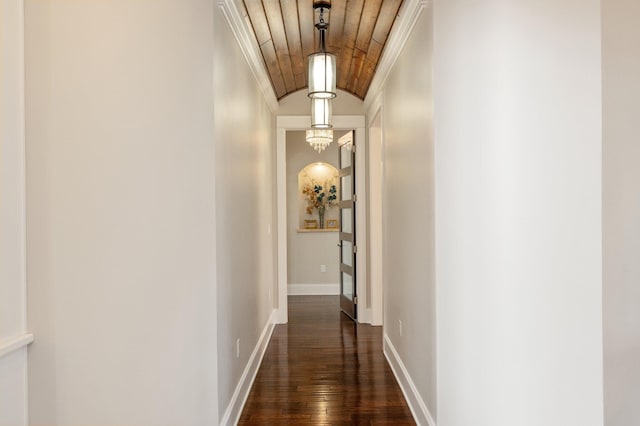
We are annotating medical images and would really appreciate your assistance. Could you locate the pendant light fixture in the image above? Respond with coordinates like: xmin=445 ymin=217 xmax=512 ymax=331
xmin=308 ymin=2 xmax=336 ymax=100
xmin=307 ymin=1 xmax=336 ymax=153
xmin=306 ymin=129 xmax=334 ymax=153
xmin=311 ymin=98 xmax=332 ymax=129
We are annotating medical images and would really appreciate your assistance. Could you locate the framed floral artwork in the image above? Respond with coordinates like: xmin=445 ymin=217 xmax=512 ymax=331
xmin=326 ymin=219 xmax=338 ymax=229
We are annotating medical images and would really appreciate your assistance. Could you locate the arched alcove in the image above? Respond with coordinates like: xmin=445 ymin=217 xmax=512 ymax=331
xmin=297 ymin=162 xmax=339 ymax=230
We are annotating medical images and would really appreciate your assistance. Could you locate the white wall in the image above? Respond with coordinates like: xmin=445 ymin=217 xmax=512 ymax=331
xmin=25 ymin=1 xmax=218 ymax=424
xmin=602 ymin=1 xmax=640 ymax=424
xmin=213 ymin=5 xmax=276 ymax=423
xmin=286 ymin=131 xmax=340 ymax=293
xmin=0 ymin=0 xmax=29 ymax=424
xmin=380 ymin=4 xmax=437 ymax=422
xmin=277 ymin=89 xmax=365 ymax=116
xmin=434 ymin=1 xmax=603 ymax=425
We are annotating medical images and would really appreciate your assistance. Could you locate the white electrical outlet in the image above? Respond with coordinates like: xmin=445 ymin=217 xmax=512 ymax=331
xmin=320 ymin=264 xmax=327 ymax=273
xmin=236 ymin=338 xmax=240 ymax=358
xmin=399 ymin=320 xmax=403 ymax=337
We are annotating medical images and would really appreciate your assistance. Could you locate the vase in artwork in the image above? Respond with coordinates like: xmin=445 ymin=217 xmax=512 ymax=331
xmin=318 ymin=205 xmax=325 ymax=229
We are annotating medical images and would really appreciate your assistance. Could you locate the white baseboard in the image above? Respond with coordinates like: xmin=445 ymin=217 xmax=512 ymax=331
xmin=287 ymin=283 xmax=340 ymax=295
xmin=383 ymin=334 xmax=436 ymax=426
xmin=358 ymin=307 xmax=373 ymax=325
xmin=220 ymin=310 xmax=276 ymax=426
xmin=273 ymin=308 xmax=287 ymax=324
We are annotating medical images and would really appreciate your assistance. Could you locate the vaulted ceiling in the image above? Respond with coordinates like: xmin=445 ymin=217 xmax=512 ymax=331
xmin=240 ymin=0 xmax=404 ymax=100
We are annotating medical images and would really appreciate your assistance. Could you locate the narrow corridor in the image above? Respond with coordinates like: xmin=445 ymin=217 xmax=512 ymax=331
xmin=238 ymin=296 xmax=415 ymax=425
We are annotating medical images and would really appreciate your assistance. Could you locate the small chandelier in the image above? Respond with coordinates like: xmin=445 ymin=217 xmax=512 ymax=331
xmin=308 ymin=2 xmax=336 ymax=99
xmin=306 ymin=129 xmax=334 ymax=153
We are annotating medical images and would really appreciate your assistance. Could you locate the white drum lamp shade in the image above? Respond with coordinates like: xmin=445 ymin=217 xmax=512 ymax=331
xmin=308 ymin=52 xmax=337 ymax=99
xmin=311 ymin=98 xmax=332 ymax=129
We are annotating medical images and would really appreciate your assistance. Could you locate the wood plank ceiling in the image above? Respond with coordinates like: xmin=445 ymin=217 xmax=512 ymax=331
xmin=241 ymin=0 xmax=404 ymax=100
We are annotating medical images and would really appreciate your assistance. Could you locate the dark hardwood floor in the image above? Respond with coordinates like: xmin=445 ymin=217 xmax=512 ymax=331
xmin=238 ymin=295 xmax=416 ymax=425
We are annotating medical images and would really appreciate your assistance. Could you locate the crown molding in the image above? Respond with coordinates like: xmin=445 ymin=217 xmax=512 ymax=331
xmin=218 ymin=1 xmax=279 ymax=112
xmin=364 ymin=0 xmax=429 ymax=111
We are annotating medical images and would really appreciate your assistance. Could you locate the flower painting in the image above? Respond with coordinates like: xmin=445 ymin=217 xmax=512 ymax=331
xmin=298 ymin=162 xmax=339 ymax=230
xmin=302 ymin=182 xmax=337 ymax=215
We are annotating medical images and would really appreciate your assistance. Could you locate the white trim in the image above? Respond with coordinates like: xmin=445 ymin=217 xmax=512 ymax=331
xmin=218 ymin=1 xmax=279 ymax=112
xmin=288 ymin=283 xmax=340 ymax=296
xmin=274 ymin=124 xmax=290 ymax=324
xmin=0 ymin=334 xmax=34 ymax=360
xmin=364 ymin=0 xmax=428 ymax=111
xmin=220 ymin=311 xmax=276 ymax=426
xmin=210 ymin=24 xmax=221 ymax=418
xmin=17 ymin=0 xmax=27 ymax=335
xmin=16 ymin=2 xmax=29 ymax=423
xmin=276 ymin=116 xmax=367 ymax=324
xmin=367 ymin=102 xmax=384 ymax=326
xmin=384 ymin=334 xmax=436 ymax=426
xmin=366 ymin=89 xmax=384 ymax=121
xmin=353 ymin=127 xmax=369 ymax=325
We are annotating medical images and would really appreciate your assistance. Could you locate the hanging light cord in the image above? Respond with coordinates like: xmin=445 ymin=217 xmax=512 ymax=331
xmin=316 ymin=7 xmax=328 ymax=52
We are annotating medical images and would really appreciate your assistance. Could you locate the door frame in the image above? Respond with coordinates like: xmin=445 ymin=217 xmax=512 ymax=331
xmin=367 ymin=106 xmax=384 ymax=326
xmin=274 ymin=115 xmax=368 ymax=324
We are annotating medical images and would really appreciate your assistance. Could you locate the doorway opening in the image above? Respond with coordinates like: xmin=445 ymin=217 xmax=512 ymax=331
xmin=285 ymin=132 xmax=342 ymax=298
xmin=275 ymin=115 xmax=375 ymax=324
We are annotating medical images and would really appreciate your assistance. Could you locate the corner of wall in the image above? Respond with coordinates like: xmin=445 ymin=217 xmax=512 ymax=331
xmin=0 ymin=0 xmax=30 ymax=424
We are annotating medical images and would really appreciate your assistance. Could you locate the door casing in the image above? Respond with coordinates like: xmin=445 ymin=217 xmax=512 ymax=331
xmin=275 ymin=115 xmax=370 ymax=324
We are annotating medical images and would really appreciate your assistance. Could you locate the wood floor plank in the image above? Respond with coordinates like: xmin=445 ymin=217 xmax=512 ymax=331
xmin=238 ymin=295 xmax=415 ymax=425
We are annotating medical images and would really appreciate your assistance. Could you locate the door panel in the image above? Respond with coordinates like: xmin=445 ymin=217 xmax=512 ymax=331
xmin=341 ymin=241 xmax=353 ymax=267
xmin=338 ymin=131 xmax=356 ymax=320
xmin=341 ymin=208 xmax=352 ymax=233
xmin=341 ymin=272 xmax=353 ymax=299
xmin=340 ymin=176 xmax=352 ymax=201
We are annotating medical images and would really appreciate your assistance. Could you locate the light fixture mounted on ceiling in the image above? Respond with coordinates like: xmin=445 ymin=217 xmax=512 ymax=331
xmin=308 ymin=2 xmax=336 ymax=100
xmin=306 ymin=129 xmax=334 ymax=153
xmin=307 ymin=1 xmax=336 ymax=153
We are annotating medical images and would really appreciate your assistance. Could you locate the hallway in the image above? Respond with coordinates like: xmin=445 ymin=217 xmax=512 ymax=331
xmin=238 ymin=296 xmax=415 ymax=425
xmin=3 ymin=0 xmax=637 ymax=424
